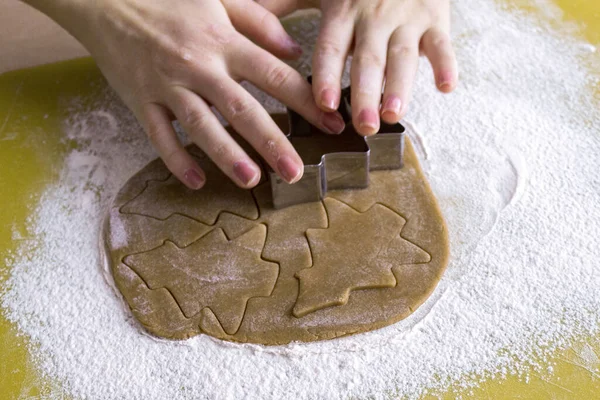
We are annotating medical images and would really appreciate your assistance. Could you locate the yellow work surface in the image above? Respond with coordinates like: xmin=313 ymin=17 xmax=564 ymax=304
xmin=0 ymin=1 xmax=599 ymax=399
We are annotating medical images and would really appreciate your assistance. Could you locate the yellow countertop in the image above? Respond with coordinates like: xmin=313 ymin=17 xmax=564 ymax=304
xmin=0 ymin=1 xmax=598 ymax=398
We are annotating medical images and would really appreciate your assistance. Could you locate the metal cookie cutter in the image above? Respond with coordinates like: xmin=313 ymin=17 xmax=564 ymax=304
xmin=270 ymin=82 xmax=406 ymax=209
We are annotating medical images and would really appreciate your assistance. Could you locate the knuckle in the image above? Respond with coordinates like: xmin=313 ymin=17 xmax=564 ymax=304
xmin=166 ymin=45 xmax=196 ymax=66
xmin=153 ymin=45 xmax=189 ymax=74
xmin=262 ymin=138 xmax=280 ymax=161
xmin=209 ymin=143 xmax=237 ymax=166
xmin=163 ymin=147 xmax=184 ymax=166
xmin=211 ymin=143 xmax=229 ymax=159
xmin=152 ymin=40 xmax=222 ymax=81
xmin=264 ymin=64 xmax=293 ymax=91
xmin=388 ymin=43 xmax=419 ymax=58
xmin=224 ymin=96 xmax=256 ymax=121
xmin=316 ymin=39 xmax=344 ymax=58
xmin=430 ymin=32 xmax=451 ymax=48
xmin=202 ymin=23 xmax=237 ymax=46
xmin=146 ymin=123 xmax=164 ymax=144
xmin=353 ymin=52 xmax=385 ymax=68
xmin=357 ymin=2 xmax=385 ymax=18
xmin=182 ymin=107 xmax=211 ymax=131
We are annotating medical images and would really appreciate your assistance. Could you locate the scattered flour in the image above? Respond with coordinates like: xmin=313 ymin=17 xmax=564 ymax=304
xmin=2 ymin=0 xmax=600 ymax=399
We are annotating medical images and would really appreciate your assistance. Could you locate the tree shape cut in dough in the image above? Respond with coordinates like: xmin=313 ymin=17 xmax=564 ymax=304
xmin=121 ymin=172 xmax=258 ymax=224
xmin=293 ymin=198 xmax=431 ymax=318
xmin=124 ymin=225 xmax=278 ymax=335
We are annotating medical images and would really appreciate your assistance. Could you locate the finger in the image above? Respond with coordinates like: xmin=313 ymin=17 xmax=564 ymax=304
xmin=230 ymin=38 xmax=346 ymax=135
xmin=350 ymin=23 xmax=391 ymax=136
xmin=420 ymin=27 xmax=458 ymax=93
xmin=138 ymin=102 xmax=206 ymax=190
xmin=226 ymin=0 xmax=303 ymax=59
xmin=311 ymin=11 xmax=354 ymax=112
xmin=381 ymin=27 xmax=421 ymax=124
xmin=201 ymin=77 xmax=304 ymax=184
xmin=254 ymin=0 xmax=302 ymax=17
xmin=168 ymin=87 xmax=262 ymax=188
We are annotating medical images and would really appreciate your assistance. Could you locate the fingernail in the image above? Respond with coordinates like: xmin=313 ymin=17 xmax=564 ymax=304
xmin=438 ymin=81 xmax=453 ymax=92
xmin=357 ymin=109 xmax=380 ymax=135
xmin=322 ymin=112 xmax=346 ymax=134
xmin=233 ymin=161 xmax=259 ymax=187
xmin=285 ymin=37 xmax=303 ymax=56
xmin=381 ymin=96 xmax=402 ymax=118
xmin=292 ymin=44 xmax=303 ymax=56
xmin=277 ymin=155 xmax=303 ymax=184
xmin=320 ymin=88 xmax=338 ymax=111
xmin=437 ymin=71 xmax=455 ymax=92
xmin=184 ymin=168 xmax=205 ymax=190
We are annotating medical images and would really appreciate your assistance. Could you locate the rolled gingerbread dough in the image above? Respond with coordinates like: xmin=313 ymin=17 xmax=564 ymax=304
xmin=102 ymin=116 xmax=449 ymax=345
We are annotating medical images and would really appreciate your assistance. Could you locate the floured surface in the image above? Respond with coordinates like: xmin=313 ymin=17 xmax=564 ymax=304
xmin=104 ymin=126 xmax=448 ymax=344
xmin=1 ymin=0 xmax=600 ymax=398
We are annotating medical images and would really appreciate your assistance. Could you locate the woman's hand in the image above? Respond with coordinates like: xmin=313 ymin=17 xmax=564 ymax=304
xmin=25 ymin=0 xmax=346 ymax=189
xmin=314 ymin=0 xmax=458 ymax=134
xmin=259 ymin=0 xmax=458 ymax=135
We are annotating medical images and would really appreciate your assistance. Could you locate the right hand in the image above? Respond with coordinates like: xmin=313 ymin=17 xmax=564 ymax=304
xmin=30 ymin=0 xmax=346 ymax=189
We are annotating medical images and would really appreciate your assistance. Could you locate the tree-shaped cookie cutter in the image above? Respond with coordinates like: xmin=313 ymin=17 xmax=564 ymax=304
xmin=270 ymin=82 xmax=406 ymax=209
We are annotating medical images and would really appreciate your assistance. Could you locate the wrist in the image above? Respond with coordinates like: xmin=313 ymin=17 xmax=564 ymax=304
xmin=20 ymin=0 xmax=99 ymax=41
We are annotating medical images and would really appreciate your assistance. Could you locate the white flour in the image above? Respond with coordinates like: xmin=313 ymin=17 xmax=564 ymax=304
xmin=3 ymin=0 xmax=600 ymax=398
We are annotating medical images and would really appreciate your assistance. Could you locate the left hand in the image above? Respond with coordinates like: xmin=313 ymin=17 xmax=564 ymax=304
xmin=258 ymin=0 xmax=459 ymax=135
